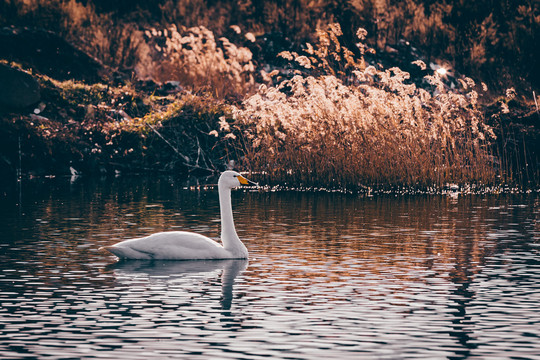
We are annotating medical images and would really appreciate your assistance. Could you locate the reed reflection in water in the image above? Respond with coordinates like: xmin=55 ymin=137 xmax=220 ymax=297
xmin=0 ymin=177 xmax=538 ymax=359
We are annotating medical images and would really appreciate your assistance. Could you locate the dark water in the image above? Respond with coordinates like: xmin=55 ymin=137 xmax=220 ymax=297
xmin=0 ymin=177 xmax=539 ymax=359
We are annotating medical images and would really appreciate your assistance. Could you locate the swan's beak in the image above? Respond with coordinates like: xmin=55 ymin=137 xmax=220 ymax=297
xmin=237 ymin=175 xmax=249 ymax=185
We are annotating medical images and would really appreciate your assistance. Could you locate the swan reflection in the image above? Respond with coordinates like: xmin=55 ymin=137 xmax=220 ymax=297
xmin=108 ymin=259 xmax=248 ymax=311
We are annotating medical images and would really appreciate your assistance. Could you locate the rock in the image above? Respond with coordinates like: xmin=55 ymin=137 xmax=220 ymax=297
xmin=0 ymin=63 xmax=40 ymax=109
xmin=0 ymin=27 xmax=116 ymax=83
xmin=135 ymin=79 xmax=160 ymax=92
xmin=29 ymin=113 xmax=48 ymax=122
xmin=85 ymin=105 xmax=96 ymax=121
xmin=157 ymin=81 xmax=184 ymax=95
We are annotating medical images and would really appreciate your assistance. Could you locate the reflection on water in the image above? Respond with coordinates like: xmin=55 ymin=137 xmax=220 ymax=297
xmin=0 ymin=177 xmax=539 ymax=359
xmin=109 ymin=259 xmax=248 ymax=311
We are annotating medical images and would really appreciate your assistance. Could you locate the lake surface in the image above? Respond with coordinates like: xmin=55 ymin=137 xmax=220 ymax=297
xmin=0 ymin=176 xmax=539 ymax=359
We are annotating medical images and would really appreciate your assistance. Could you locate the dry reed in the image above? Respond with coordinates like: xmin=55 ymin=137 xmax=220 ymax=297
xmin=223 ymin=24 xmax=496 ymax=190
xmin=139 ymin=25 xmax=256 ymax=100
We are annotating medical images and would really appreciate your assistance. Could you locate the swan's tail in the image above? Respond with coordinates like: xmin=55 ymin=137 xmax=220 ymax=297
xmin=99 ymin=244 xmax=152 ymax=260
xmin=100 ymin=245 xmax=125 ymax=258
xmin=99 ymin=245 xmax=114 ymax=254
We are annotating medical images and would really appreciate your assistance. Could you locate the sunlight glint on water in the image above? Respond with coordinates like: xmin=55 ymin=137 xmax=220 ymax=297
xmin=0 ymin=177 xmax=539 ymax=359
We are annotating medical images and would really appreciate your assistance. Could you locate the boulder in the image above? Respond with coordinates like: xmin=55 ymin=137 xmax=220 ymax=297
xmin=0 ymin=27 xmax=114 ymax=83
xmin=0 ymin=63 xmax=40 ymax=109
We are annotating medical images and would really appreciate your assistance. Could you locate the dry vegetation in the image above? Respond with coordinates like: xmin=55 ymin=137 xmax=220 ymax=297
xmin=139 ymin=25 xmax=257 ymax=100
xmin=225 ymin=24 xmax=496 ymax=189
xmin=0 ymin=0 xmax=537 ymax=190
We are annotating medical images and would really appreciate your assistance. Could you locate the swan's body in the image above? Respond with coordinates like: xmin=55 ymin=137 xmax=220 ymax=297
xmin=102 ymin=171 xmax=249 ymax=260
xmin=103 ymin=231 xmax=239 ymax=260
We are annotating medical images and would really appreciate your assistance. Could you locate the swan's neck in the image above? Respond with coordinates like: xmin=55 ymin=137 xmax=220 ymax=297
xmin=218 ymin=185 xmax=247 ymax=257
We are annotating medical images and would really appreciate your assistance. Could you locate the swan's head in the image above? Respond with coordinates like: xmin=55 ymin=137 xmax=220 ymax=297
xmin=218 ymin=170 xmax=249 ymax=189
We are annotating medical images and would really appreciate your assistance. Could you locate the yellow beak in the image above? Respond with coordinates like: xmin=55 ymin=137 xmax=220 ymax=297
xmin=237 ymin=175 xmax=249 ymax=185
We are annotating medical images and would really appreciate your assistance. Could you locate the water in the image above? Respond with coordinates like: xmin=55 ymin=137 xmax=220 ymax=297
xmin=0 ymin=176 xmax=539 ymax=359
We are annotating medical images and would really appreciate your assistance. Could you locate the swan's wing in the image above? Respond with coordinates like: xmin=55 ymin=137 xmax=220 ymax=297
xmin=104 ymin=231 xmax=229 ymax=260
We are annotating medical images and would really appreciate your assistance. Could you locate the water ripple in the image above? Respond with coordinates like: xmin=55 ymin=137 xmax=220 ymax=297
xmin=0 ymin=178 xmax=539 ymax=359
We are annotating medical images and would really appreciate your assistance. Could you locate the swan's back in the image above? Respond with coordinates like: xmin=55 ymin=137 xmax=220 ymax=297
xmin=103 ymin=231 xmax=231 ymax=260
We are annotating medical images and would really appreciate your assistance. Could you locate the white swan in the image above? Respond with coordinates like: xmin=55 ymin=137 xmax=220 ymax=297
xmin=102 ymin=170 xmax=250 ymax=260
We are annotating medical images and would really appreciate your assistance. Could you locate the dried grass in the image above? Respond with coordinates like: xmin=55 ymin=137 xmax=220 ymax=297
xmin=223 ymin=25 xmax=496 ymax=189
xmin=138 ymin=25 xmax=256 ymax=100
